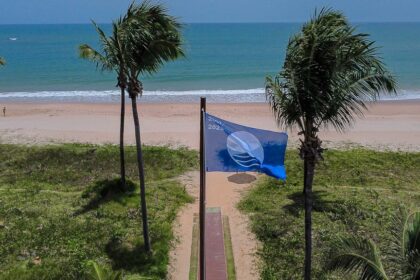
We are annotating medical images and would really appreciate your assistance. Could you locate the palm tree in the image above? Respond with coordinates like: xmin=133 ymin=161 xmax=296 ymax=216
xmin=79 ymin=13 xmax=132 ymax=190
xmin=120 ymin=1 xmax=184 ymax=252
xmin=86 ymin=261 xmax=123 ymax=280
xmin=265 ymin=9 xmax=396 ymax=279
xmin=328 ymin=210 xmax=420 ymax=280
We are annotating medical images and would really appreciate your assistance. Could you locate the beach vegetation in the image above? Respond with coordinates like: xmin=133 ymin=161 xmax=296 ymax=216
xmin=265 ymin=9 xmax=397 ymax=279
xmin=86 ymin=261 xmax=123 ymax=280
xmin=0 ymin=144 xmax=197 ymax=279
xmin=239 ymin=148 xmax=420 ymax=279
xmin=328 ymin=209 xmax=420 ymax=280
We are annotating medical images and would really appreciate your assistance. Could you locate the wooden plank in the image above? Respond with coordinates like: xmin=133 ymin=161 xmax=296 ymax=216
xmin=205 ymin=207 xmax=227 ymax=280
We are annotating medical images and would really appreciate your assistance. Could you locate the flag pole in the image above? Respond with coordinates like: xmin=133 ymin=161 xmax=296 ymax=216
xmin=199 ymin=97 xmax=206 ymax=280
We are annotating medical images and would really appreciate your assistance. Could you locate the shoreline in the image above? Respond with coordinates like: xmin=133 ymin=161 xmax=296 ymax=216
xmin=0 ymin=100 xmax=419 ymax=151
xmin=0 ymin=91 xmax=420 ymax=104
xmin=1 ymin=98 xmax=420 ymax=106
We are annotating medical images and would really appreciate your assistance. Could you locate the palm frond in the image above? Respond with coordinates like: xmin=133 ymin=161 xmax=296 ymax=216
xmin=81 ymin=1 xmax=184 ymax=98
xmin=119 ymin=0 xmax=184 ymax=96
xmin=265 ymin=75 xmax=304 ymax=131
xmin=402 ymin=211 xmax=420 ymax=279
xmin=78 ymin=44 xmax=111 ymax=71
xmin=79 ymin=16 xmax=132 ymax=86
xmin=328 ymin=237 xmax=389 ymax=280
xmin=86 ymin=261 xmax=123 ymax=280
xmin=266 ymin=8 xmax=396 ymax=136
xmin=404 ymin=211 xmax=420 ymax=256
xmin=91 ymin=20 xmax=109 ymax=49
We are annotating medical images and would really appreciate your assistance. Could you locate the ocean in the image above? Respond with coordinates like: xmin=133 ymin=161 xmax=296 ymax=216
xmin=1 ymin=23 xmax=420 ymax=102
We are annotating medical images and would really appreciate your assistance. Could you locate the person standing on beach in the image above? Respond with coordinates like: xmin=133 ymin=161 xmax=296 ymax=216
xmin=2 ymin=107 xmax=5 ymax=117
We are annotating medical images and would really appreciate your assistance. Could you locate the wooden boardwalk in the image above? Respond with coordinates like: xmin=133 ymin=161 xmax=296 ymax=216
xmin=205 ymin=207 xmax=228 ymax=280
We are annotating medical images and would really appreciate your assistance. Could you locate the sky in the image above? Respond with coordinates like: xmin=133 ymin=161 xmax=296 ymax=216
xmin=1 ymin=0 xmax=420 ymax=24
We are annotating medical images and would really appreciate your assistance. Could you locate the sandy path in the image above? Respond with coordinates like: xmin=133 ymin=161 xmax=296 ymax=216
xmin=168 ymin=171 xmax=199 ymax=279
xmin=169 ymin=171 xmax=259 ymax=280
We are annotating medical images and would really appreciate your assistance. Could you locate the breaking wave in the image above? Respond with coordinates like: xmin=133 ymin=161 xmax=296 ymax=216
xmin=0 ymin=88 xmax=419 ymax=102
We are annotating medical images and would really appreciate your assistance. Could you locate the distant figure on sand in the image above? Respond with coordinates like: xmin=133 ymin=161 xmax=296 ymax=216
xmin=3 ymin=107 xmax=5 ymax=117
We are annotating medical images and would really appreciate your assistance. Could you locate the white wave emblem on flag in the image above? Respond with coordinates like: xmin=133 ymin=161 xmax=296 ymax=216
xmin=226 ymin=131 xmax=264 ymax=168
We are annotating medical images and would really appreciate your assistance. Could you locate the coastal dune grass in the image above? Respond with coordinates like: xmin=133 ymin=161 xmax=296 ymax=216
xmin=1 ymin=144 xmax=419 ymax=279
xmin=239 ymin=149 xmax=420 ymax=279
xmin=0 ymin=144 xmax=197 ymax=279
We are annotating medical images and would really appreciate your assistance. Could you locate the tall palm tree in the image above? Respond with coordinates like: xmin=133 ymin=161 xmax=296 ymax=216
xmin=79 ymin=12 xmax=133 ymax=190
xmin=265 ymin=9 xmax=396 ymax=279
xmin=121 ymin=1 xmax=184 ymax=252
xmin=328 ymin=210 xmax=420 ymax=280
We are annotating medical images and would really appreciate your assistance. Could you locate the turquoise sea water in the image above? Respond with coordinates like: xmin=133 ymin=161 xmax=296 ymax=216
xmin=1 ymin=23 xmax=420 ymax=102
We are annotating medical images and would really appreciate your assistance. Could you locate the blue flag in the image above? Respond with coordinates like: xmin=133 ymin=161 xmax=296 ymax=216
xmin=204 ymin=113 xmax=288 ymax=180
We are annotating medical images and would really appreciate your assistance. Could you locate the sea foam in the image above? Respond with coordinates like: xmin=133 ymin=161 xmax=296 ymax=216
xmin=0 ymin=88 xmax=265 ymax=98
xmin=0 ymin=88 xmax=419 ymax=102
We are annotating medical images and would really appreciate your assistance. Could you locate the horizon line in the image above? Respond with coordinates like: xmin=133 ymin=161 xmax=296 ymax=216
xmin=2 ymin=20 xmax=420 ymax=25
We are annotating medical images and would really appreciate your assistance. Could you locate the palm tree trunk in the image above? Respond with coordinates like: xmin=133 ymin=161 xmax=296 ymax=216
xmin=119 ymin=87 xmax=126 ymax=190
xmin=130 ymin=96 xmax=151 ymax=252
xmin=303 ymin=159 xmax=307 ymax=194
xmin=304 ymin=155 xmax=315 ymax=280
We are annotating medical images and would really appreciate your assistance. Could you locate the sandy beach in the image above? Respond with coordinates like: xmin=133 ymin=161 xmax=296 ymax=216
xmin=0 ymin=100 xmax=419 ymax=151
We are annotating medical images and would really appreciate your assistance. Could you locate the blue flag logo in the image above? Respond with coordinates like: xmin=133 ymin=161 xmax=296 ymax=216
xmin=205 ymin=113 xmax=288 ymax=180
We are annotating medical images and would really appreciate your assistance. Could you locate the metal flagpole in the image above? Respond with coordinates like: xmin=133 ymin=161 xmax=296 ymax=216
xmin=199 ymin=97 xmax=206 ymax=280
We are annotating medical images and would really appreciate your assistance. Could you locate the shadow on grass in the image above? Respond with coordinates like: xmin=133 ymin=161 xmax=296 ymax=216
xmin=74 ymin=178 xmax=135 ymax=215
xmin=283 ymin=190 xmax=344 ymax=217
xmin=105 ymin=237 xmax=164 ymax=276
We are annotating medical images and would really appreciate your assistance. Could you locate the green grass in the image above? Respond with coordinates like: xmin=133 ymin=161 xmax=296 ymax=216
xmin=188 ymin=215 xmax=199 ymax=280
xmin=0 ymin=144 xmax=198 ymax=280
xmin=238 ymin=148 xmax=420 ymax=279
xmin=223 ymin=216 xmax=236 ymax=280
